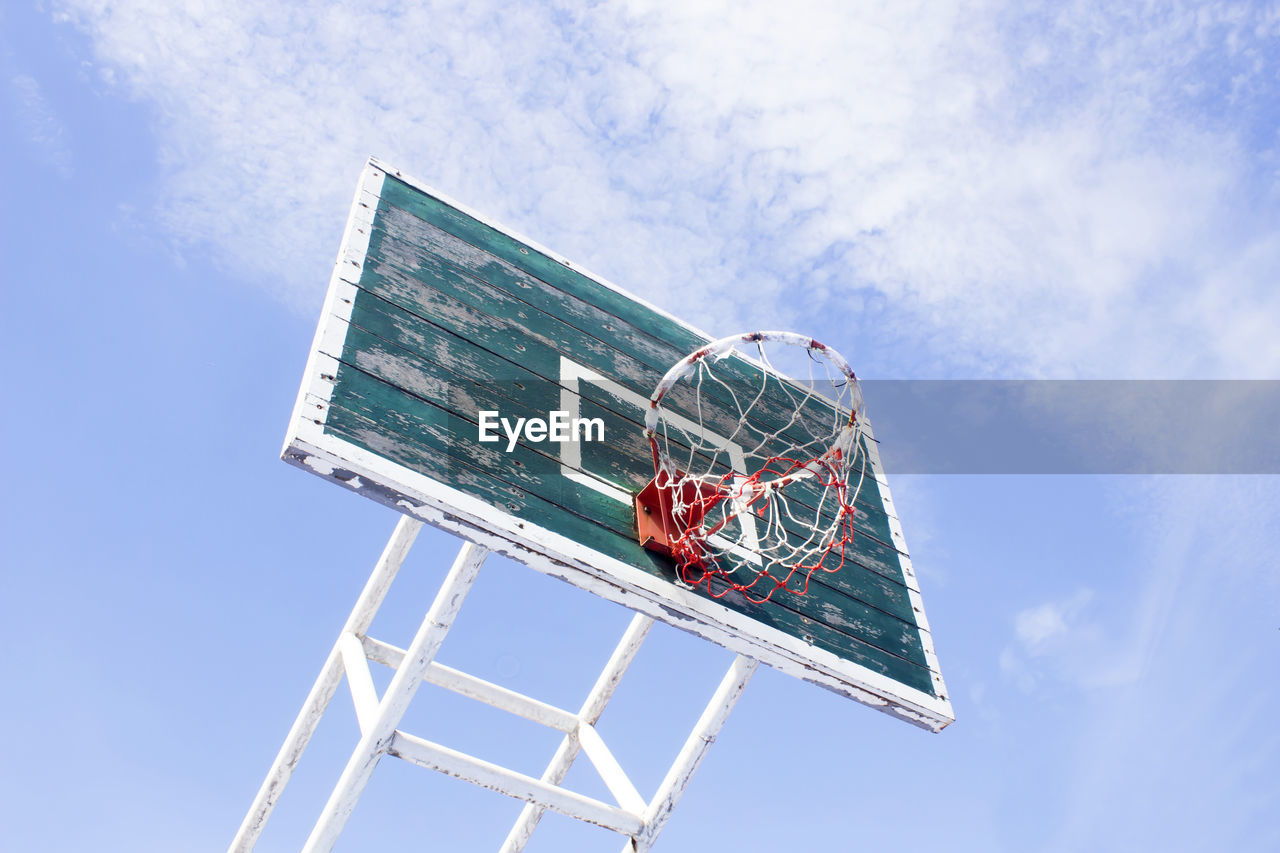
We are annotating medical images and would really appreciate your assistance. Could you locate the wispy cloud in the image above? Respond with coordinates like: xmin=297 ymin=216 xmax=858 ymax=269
xmin=1043 ymin=477 xmax=1280 ymax=851
xmin=10 ymin=74 xmax=72 ymax=178
xmin=999 ymin=588 xmax=1122 ymax=691
xmin=1016 ymin=595 xmax=1084 ymax=647
xmin=52 ymin=0 xmax=1280 ymax=378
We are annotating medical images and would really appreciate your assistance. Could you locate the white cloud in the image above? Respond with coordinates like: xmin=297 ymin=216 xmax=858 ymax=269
xmin=1000 ymin=474 xmax=1280 ymax=705
xmin=1001 ymin=588 xmax=1111 ymax=690
xmin=52 ymin=0 xmax=1280 ymax=377
xmin=999 ymin=578 xmax=1189 ymax=693
xmin=10 ymin=74 xmax=73 ymax=178
xmin=1015 ymin=595 xmax=1080 ymax=646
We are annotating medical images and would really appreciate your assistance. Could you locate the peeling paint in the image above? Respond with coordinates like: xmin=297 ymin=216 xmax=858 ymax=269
xmin=302 ymin=454 xmax=337 ymax=476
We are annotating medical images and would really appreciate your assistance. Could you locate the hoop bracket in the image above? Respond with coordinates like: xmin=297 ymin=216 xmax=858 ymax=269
xmin=634 ymin=469 xmax=722 ymax=558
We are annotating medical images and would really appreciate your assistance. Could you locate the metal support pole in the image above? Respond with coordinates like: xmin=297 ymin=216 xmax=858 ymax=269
xmin=229 ymin=516 xmax=422 ymax=853
xmin=230 ymin=521 xmax=754 ymax=853
xmin=301 ymin=540 xmax=489 ymax=852
xmin=623 ymin=653 xmax=759 ymax=853
xmin=500 ymin=612 xmax=654 ymax=853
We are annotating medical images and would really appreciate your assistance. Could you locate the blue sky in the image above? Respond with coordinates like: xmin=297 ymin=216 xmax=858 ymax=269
xmin=2 ymin=2 xmax=1278 ymax=851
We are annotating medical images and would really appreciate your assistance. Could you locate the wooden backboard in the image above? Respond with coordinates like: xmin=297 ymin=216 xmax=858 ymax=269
xmin=283 ymin=158 xmax=953 ymax=731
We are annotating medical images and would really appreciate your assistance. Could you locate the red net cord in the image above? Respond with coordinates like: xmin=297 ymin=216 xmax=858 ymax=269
xmin=661 ymin=451 xmax=860 ymax=605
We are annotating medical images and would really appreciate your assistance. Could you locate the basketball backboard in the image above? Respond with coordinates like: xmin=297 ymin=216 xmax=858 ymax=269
xmin=284 ymin=158 xmax=953 ymax=732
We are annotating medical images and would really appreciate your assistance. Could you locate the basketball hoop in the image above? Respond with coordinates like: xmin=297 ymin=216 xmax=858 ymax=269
xmin=634 ymin=331 xmax=867 ymax=604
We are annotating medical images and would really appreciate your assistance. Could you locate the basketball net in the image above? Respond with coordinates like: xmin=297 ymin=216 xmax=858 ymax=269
xmin=641 ymin=331 xmax=867 ymax=604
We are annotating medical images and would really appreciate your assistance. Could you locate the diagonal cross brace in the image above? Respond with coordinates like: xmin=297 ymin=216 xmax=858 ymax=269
xmin=623 ymin=654 xmax=758 ymax=853
xmin=499 ymin=611 xmax=654 ymax=852
xmin=300 ymin=538 xmax=488 ymax=852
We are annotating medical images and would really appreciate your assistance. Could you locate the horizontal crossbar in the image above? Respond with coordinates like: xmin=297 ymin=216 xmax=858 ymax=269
xmin=361 ymin=634 xmax=647 ymax=816
xmin=362 ymin=636 xmax=579 ymax=732
xmin=389 ymin=731 xmax=645 ymax=836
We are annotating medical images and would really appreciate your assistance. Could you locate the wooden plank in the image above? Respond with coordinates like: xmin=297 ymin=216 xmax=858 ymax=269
xmin=321 ymin=406 xmax=933 ymax=694
xmin=358 ymin=203 xmax=891 ymax=511
xmin=320 ymin=368 xmax=926 ymax=669
xmin=337 ymin=288 xmax=913 ymax=617
xmin=321 ymin=359 xmax=934 ymax=691
xmin=352 ymin=232 xmax=899 ymax=536
xmin=367 ymin=189 xmax=862 ymax=463
xmin=379 ymin=176 xmax=847 ymax=424
xmin=334 ymin=289 xmax=916 ymax=626
xmin=378 ymin=175 xmax=704 ymax=350
xmin=362 ymin=223 xmax=745 ymax=444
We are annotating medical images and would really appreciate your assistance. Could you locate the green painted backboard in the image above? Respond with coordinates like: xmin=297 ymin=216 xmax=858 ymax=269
xmin=284 ymin=159 xmax=953 ymax=731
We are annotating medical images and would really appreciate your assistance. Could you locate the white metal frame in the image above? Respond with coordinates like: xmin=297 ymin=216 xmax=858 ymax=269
xmin=230 ymin=516 xmax=758 ymax=852
xmin=282 ymin=157 xmax=952 ymax=732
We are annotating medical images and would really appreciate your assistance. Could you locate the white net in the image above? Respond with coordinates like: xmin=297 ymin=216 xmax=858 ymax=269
xmin=643 ymin=331 xmax=868 ymax=603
